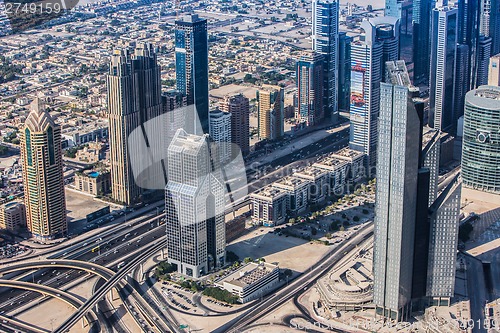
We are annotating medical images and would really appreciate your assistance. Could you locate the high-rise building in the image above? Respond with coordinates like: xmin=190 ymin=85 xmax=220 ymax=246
xmin=338 ymin=32 xmax=351 ymax=112
xmin=429 ymin=6 xmax=458 ymax=132
xmin=413 ymin=0 xmax=433 ymax=84
xmin=0 ymin=201 xmax=26 ymax=232
xmin=107 ymin=44 xmax=163 ymax=205
xmin=422 ymin=128 xmax=441 ymax=206
xmin=454 ymin=44 xmax=470 ymax=128
xmin=209 ymin=108 xmax=232 ymax=164
xmin=295 ymin=50 xmax=324 ymax=126
xmin=458 ymin=0 xmax=479 ymax=88
xmin=349 ymin=17 xmax=399 ymax=166
xmin=488 ymin=53 xmax=500 ymax=85
xmin=20 ymin=99 xmax=67 ymax=240
xmin=257 ymin=85 xmax=284 ymax=141
xmin=373 ymin=61 xmax=421 ymax=322
xmin=385 ymin=0 xmax=402 ymax=18
xmin=477 ymin=36 xmax=493 ymax=86
xmin=312 ymin=0 xmax=339 ymax=122
xmin=462 ymin=85 xmax=500 ymax=194
xmin=480 ymin=0 xmax=500 ymax=56
xmin=220 ymin=94 xmax=250 ymax=156
xmin=165 ymin=129 xmax=225 ymax=278
xmin=426 ymin=175 xmax=461 ymax=306
xmin=175 ymin=14 xmax=209 ymax=135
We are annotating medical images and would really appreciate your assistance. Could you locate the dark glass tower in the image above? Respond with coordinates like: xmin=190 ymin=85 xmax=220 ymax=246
xmin=175 ymin=14 xmax=209 ymax=135
xmin=412 ymin=0 xmax=432 ymax=84
xmin=338 ymin=32 xmax=351 ymax=112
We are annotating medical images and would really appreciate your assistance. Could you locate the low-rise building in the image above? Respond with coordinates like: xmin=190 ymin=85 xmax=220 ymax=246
xmin=294 ymin=166 xmax=329 ymax=204
xmin=74 ymin=170 xmax=111 ymax=196
xmin=226 ymin=215 xmax=246 ymax=243
xmin=313 ymin=156 xmax=351 ymax=195
xmin=216 ymin=262 xmax=280 ymax=303
xmin=272 ymin=176 xmax=310 ymax=214
xmin=75 ymin=141 xmax=106 ymax=163
xmin=329 ymin=148 xmax=366 ymax=181
xmin=0 ymin=201 xmax=26 ymax=231
xmin=250 ymin=185 xmax=288 ymax=226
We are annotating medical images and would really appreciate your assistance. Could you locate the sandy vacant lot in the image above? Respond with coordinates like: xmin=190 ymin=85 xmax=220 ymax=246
xmin=228 ymin=227 xmax=331 ymax=274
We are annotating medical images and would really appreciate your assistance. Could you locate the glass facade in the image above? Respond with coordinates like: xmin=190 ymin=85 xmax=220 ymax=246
xmin=175 ymin=15 xmax=209 ymax=135
xmin=462 ymin=86 xmax=500 ymax=194
xmin=312 ymin=0 xmax=339 ymax=122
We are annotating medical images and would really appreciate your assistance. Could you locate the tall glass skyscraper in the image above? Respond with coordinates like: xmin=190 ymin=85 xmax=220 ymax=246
xmin=413 ymin=0 xmax=433 ymax=84
xmin=426 ymin=175 xmax=461 ymax=306
xmin=20 ymin=99 xmax=67 ymax=240
xmin=480 ymin=0 xmax=500 ymax=56
xmin=338 ymin=32 xmax=351 ymax=112
xmin=312 ymin=0 xmax=339 ymax=123
xmin=296 ymin=50 xmax=324 ymax=126
xmin=349 ymin=17 xmax=399 ymax=167
xmin=429 ymin=6 xmax=458 ymax=132
xmin=175 ymin=14 xmax=209 ymax=135
xmin=374 ymin=61 xmax=421 ymax=322
xmin=165 ymin=129 xmax=226 ymax=278
xmin=107 ymin=44 xmax=163 ymax=205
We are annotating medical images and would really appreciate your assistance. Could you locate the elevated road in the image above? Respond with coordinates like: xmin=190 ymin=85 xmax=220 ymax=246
xmin=0 ymin=259 xmax=115 ymax=280
xmin=54 ymin=237 xmax=170 ymax=333
xmin=0 ymin=279 xmax=97 ymax=330
xmin=0 ymin=314 xmax=49 ymax=333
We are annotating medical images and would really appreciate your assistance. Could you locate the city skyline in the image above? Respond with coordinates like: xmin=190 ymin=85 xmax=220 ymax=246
xmin=0 ymin=0 xmax=499 ymax=331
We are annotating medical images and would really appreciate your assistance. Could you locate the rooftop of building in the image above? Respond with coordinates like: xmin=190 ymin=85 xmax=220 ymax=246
xmin=385 ymin=60 xmax=413 ymax=88
xmin=294 ymin=165 xmax=327 ymax=178
xmin=2 ymin=201 xmax=23 ymax=210
xmin=252 ymin=184 xmax=287 ymax=199
xmin=221 ymin=262 xmax=279 ymax=288
xmin=273 ymin=176 xmax=309 ymax=189
xmin=314 ymin=155 xmax=349 ymax=169
xmin=331 ymin=147 xmax=365 ymax=160
xmin=466 ymin=85 xmax=500 ymax=110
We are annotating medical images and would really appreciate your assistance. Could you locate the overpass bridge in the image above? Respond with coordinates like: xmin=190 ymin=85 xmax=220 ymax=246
xmin=0 ymin=280 xmax=97 ymax=329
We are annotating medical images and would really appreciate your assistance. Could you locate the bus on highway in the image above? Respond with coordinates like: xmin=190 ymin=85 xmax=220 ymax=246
xmin=117 ymin=261 xmax=126 ymax=269
xmin=91 ymin=246 xmax=100 ymax=253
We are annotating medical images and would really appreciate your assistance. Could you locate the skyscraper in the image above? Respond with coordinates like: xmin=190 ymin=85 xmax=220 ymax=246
xmin=312 ymin=0 xmax=339 ymax=122
xmin=107 ymin=44 xmax=163 ymax=205
xmin=257 ymin=85 xmax=284 ymax=141
xmin=349 ymin=17 xmax=399 ymax=166
xmin=373 ymin=61 xmax=421 ymax=321
xmin=454 ymin=44 xmax=470 ymax=128
xmin=338 ymin=32 xmax=351 ymax=112
xmin=477 ymin=36 xmax=493 ymax=86
xmin=175 ymin=14 xmax=209 ymax=135
xmin=20 ymin=99 xmax=67 ymax=240
xmin=220 ymin=94 xmax=250 ymax=156
xmin=426 ymin=175 xmax=461 ymax=306
xmin=209 ymin=108 xmax=232 ymax=164
xmin=488 ymin=53 xmax=500 ymax=85
xmin=413 ymin=0 xmax=433 ymax=84
xmin=462 ymin=85 xmax=500 ymax=194
xmin=295 ymin=50 xmax=324 ymax=126
xmin=422 ymin=128 xmax=441 ymax=206
xmin=385 ymin=0 xmax=402 ymax=18
xmin=458 ymin=0 xmax=479 ymax=88
xmin=165 ymin=129 xmax=225 ymax=278
xmin=480 ymin=0 xmax=500 ymax=56
xmin=429 ymin=6 xmax=458 ymax=132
